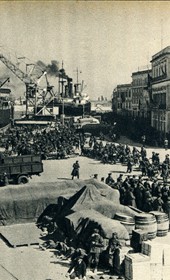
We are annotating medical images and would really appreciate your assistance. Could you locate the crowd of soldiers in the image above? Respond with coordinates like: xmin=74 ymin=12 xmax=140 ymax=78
xmin=96 ymin=144 xmax=170 ymax=218
xmin=103 ymin=171 xmax=170 ymax=215
xmin=83 ymin=138 xmax=170 ymax=182
xmin=0 ymin=123 xmax=85 ymax=159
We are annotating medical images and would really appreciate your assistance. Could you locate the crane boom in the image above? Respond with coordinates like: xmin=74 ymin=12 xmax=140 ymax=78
xmin=0 ymin=53 xmax=56 ymax=118
xmin=0 ymin=54 xmax=32 ymax=84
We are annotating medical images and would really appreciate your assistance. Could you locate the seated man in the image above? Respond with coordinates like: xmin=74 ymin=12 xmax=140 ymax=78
xmin=66 ymin=254 xmax=87 ymax=280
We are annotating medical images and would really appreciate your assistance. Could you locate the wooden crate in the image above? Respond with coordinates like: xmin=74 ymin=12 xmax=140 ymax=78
xmin=141 ymin=240 xmax=163 ymax=264
xmin=125 ymin=253 xmax=150 ymax=280
xmin=130 ymin=229 xmax=148 ymax=253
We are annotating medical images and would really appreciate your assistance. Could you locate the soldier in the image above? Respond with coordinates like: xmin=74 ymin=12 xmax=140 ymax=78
xmin=2 ymin=172 xmax=9 ymax=186
xmin=66 ymin=254 xmax=87 ymax=280
xmin=163 ymin=196 xmax=170 ymax=220
xmin=106 ymin=232 xmax=122 ymax=278
xmin=161 ymin=160 xmax=169 ymax=183
xmin=127 ymin=158 xmax=133 ymax=173
xmin=164 ymin=138 xmax=168 ymax=150
xmin=71 ymin=160 xmax=80 ymax=179
xmin=87 ymin=228 xmax=104 ymax=273
xmin=141 ymin=135 xmax=146 ymax=147
xmin=105 ymin=173 xmax=115 ymax=186
xmin=93 ymin=174 xmax=98 ymax=180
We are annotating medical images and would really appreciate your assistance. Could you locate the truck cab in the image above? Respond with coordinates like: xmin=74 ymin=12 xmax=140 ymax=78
xmin=0 ymin=154 xmax=43 ymax=185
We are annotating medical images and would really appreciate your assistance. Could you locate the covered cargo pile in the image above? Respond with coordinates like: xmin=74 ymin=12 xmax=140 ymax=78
xmin=0 ymin=178 xmax=127 ymax=226
xmin=64 ymin=209 xmax=130 ymax=241
xmin=38 ymin=182 xmax=138 ymax=243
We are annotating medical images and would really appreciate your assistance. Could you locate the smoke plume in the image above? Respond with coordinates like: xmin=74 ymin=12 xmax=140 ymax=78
xmin=36 ymin=60 xmax=59 ymax=76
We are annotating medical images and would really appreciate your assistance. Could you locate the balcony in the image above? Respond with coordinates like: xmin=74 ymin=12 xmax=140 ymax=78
xmin=151 ymin=103 xmax=166 ymax=110
xmin=152 ymin=73 xmax=167 ymax=83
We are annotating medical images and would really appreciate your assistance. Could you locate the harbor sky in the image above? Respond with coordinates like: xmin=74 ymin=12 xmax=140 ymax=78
xmin=0 ymin=1 xmax=170 ymax=99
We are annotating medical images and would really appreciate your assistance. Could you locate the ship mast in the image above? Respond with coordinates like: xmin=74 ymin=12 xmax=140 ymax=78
xmin=74 ymin=68 xmax=82 ymax=95
xmin=59 ymin=61 xmax=66 ymax=98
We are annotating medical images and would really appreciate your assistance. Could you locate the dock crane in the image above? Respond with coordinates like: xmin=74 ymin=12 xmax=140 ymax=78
xmin=35 ymin=72 xmax=57 ymax=116
xmin=0 ymin=53 xmax=48 ymax=117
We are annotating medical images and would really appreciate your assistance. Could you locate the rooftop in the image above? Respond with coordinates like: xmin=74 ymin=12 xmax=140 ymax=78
xmin=132 ymin=69 xmax=151 ymax=76
xmin=151 ymin=46 xmax=170 ymax=62
xmin=117 ymin=83 xmax=131 ymax=88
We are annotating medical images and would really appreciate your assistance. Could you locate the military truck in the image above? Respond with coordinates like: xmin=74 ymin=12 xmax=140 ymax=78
xmin=0 ymin=154 xmax=43 ymax=185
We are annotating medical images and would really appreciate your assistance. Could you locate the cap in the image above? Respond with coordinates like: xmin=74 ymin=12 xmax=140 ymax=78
xmin=108 ymin=173 xmax=112 ymax=175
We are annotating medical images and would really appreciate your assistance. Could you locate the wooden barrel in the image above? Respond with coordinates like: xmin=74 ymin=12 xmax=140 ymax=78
xmin=114 ymin=213 xmax=135 ymax=238
xmin=135 ymin=213 xmax=157 ymax=239
xmin=150 ymin=211 xmax=169 ymax=237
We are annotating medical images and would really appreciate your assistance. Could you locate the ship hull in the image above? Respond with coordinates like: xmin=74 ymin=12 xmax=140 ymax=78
xmin=36 ymin=100 xmax=91 ymax=117
xmin=0 ymin=107 xmax=11 ymax=128
xmin=58 ymin=101 xmax=91 ymax=116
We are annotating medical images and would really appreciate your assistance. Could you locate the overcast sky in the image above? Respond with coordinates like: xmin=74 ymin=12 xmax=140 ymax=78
xmin=0 ymin=1 xmax=170 ymax=99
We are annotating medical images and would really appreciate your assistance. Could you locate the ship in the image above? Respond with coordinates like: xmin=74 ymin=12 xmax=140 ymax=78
xmin=0 ymin=95 xmax=11 ymax=128
xmin=40 ymin=91 xmax=91 ymax=117
xmin=14 ymin=65 xmax=91 ymax=124
xmin=0 ymin=79 xmax=12 ymax=128
xmin=36 ymin=67 xmax=91 ymax=117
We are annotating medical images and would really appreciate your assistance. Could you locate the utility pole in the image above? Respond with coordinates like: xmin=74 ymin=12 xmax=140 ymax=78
xmin=59 ymin=60 xmax=66 ymax=98
xmin=62 ymin=98 xmax=64 ymax=126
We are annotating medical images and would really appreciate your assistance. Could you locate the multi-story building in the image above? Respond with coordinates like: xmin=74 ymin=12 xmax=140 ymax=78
xmin=151 ymin=46 xmax=170 ymax=133
xmin=131 ymin=69 xmax=152 ymax=119
xmin=112 ymin=84 xmax=132 ymax=115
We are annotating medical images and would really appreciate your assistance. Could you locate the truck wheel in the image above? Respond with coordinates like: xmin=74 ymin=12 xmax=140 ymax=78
xmin=18 ymin=175 xmax=29 ymax=184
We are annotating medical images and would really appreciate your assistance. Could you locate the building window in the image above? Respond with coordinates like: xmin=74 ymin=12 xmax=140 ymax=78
xmin=164 ymin=62 xmax=167 ymax=74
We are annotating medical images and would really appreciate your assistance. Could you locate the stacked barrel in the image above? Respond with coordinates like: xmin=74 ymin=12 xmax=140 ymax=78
xmin=135 ymin=213 xmax=157 ymax=239
xmin=114 ymin=211 xmax=169 ymax=240
xmin=150 ymin=211 xmax=169 ymax=237
xmin=114 ymin=213 xmax=135 ymax=238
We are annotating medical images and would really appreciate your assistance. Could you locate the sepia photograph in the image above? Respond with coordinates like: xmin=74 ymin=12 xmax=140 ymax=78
xmin=0 ymin=1 xmax=170 ymax=279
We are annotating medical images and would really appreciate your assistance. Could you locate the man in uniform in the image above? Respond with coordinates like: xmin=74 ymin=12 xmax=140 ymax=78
xmin=71 ymin=160 xmax=80 ymax=179
xmin=88 ymin=228 xmax=104 ymax=273
xmin=105 ymin=173 xmax=115 ymax=186
xmin=107 ymin=232 xmax=122 ymax=278
xmin=164 ymin=138 xmax=168 ymax=150
xmin=66 ymin=253 xmax=87 ymax=280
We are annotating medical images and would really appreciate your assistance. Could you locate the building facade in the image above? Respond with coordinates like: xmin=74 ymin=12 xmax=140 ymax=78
xmin=151 ymin=46 xmax=170 ymax=133
xmin=131 ymin=69 xmax=152 ymax=119
xmin=112 ymin=84 xmax=132 ymax=115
